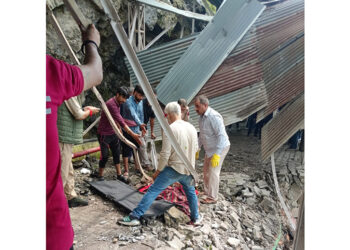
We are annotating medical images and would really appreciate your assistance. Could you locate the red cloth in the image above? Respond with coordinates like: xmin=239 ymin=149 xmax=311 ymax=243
xmin=98 ymin=97 xmax=127 ymax=135
xmin=46 ymin=55 xmax=84 ymax=250
xmin=139 ymin=183 xmax=199 ymax=217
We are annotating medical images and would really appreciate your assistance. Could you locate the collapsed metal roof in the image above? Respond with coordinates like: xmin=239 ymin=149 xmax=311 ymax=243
xmin=155 ymin=0 xmax=265 ymax=104
xmin=125 ymin=0 xmax=304 ymax=105
xmin=261 ymin=93 xmax=304 ymax=161
xmin=151 ymin=80 xmax=268 ymax=139
xmin=136 ymin=0 xmax=213 ymax=21
xmin=124 ymin=0 xmax=304 ymax=157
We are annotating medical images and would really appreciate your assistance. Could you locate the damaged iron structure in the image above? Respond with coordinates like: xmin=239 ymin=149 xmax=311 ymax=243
xmin=48 ymin=0 xmax=304 ymax=248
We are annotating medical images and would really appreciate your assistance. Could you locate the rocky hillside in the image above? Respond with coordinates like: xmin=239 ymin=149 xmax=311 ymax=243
xmin=46 ymin=0 xmax=208 ymax=119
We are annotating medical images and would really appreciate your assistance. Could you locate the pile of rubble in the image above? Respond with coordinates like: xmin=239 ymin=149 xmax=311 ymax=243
xmin=71 ymin=148 xmax=303 ymax=250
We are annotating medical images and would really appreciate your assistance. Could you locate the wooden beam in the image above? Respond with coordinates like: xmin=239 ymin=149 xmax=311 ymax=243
xmin=83 ymin=116 xmax=101 ymax=136
xmin=62 ymin=0 xmax=90 ymax=30
xmin=129 ymin=7 xmax=137 ymax=44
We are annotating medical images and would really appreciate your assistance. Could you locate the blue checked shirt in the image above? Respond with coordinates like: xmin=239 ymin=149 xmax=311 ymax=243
xmin=198 ymin=107 xmax=230 ymax=157
xmin=122 ymin=96 xmax=144 ymax=134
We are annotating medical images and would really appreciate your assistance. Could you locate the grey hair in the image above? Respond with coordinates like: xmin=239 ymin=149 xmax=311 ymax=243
xmin=164 ymin=102 xmax=181 ymax=115
xmin=195 ymin=95 xmax=209 ymax=105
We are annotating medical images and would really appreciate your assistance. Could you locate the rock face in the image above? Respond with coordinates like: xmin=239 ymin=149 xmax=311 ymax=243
xmin=46 ymin=0 xmax=207 ymax=132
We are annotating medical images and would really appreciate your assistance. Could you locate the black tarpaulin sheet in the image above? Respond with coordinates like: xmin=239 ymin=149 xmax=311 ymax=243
xmin=89 ymin=180 xmax=174 ymax=218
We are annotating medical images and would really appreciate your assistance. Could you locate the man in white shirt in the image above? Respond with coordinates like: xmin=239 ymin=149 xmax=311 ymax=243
xmin=118 ymin=102 xmax=202 ymax=226
xmin=195 ymin=95 xmax=230 ymax=204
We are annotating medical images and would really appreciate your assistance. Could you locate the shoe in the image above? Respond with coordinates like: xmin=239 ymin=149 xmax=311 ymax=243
xmin=68 ymin=197 xmax=88 ymax=208
xmin=200 ymin=197 xmax=217 ymax=204
xmin=187 ymin=214 xmax=203 ymax=226
xmin=97 ymin=176 xmax=105 ymax=181
xmin=118 ymin=215 xmax=140 ymax=226
xmin=117 ymin=175 xmax=129 ymax=184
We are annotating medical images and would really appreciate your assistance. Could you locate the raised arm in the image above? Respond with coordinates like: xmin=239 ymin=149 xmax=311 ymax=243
xmin=77 ymin=24 xmax=103 ymax=91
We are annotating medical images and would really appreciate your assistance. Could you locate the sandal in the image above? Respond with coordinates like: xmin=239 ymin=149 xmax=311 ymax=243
xmin=123 ymin=172 xmax=129 ymax=178
xmin=200 ymin=197 xmax=217 ymax=204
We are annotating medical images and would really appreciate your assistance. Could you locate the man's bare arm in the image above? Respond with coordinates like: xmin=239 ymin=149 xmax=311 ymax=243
xmin=77 ymin=24 xmax=103 ymax=91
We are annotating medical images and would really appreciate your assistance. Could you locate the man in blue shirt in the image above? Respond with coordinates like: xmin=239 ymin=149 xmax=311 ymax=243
xmin=194 ymin=95 xmax=230 ymax=204
xmin=121 ymin=85 xmax=147 ymax=178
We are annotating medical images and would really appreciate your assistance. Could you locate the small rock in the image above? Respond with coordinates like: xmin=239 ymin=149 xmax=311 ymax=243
xmin=227 ymin=237 xmax=240 ymax=248
xmin=242 ymin=219 xmax=254 ymax=229
xmin=112 ymin=238 xmax=118 ymax=244
xmin=204 ymin=239 xmax=212 ymax=246
xmin=211 ymin=223 xmax=220 ymax=229
xmin=80 ymin=168 xmax=91 ymax=174
xmin=209 ymin=232 xmax=222 ymax=249
xmin=99 ymin=220 xmax=107 ymax=225
xmin=246 ymin=197 xmax=256 ymax=205
xmin=164 ymin=207 xmax=190 ymax=228
xmin=200 ymin=224 xmax=211 ymax=235
xmin=253 ymin=228 xmax=262 ymax=240
xmin=220 ymin=222 xmax=229 ymax=231
xmin=253 ymin=186 xmax=262 ymax=196
xmin=229 ymin=211 xmax=240 ymax=227
xmin=261 ymin=189 xmax=271 ymax=197
xmin=252 ymin=246 xmax=264 ymax=250
xmin=256 ymin=180 xmax=268 ymax=189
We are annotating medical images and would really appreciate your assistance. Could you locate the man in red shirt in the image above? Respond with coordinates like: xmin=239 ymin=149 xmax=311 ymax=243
xmin=46 ymin=24 xmax=103 ymax=250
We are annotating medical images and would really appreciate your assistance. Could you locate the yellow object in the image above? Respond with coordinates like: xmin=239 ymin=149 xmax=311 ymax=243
xmin=211 ymin=154 xmax=220 ymax=167
xmin=195 ymin=150 xmax=200 ymax=160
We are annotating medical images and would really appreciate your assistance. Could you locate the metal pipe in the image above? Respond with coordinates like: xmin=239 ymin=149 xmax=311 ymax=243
xmin=72 ymin=147 xmax=100 ymax=159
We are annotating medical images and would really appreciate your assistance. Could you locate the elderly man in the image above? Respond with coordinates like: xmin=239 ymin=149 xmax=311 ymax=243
xmin=194 ymin=95 xmax=230 ymax=204
xmin=46 ymin=24 xmax=103 ymax=250
xmin=118 ymin=102 xmax=202 ymax=226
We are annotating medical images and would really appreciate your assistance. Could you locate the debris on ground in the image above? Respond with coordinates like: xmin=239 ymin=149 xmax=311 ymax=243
xmin=70 ymin=128 xmax=304 ymax=250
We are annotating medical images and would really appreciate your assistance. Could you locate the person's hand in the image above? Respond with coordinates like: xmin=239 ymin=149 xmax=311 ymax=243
xmin=195 ymin=150 xmax=200 ymax=160
xmin=140 ymin=124 xmax=147 ymax=136
xmin=82 ymin=24 xmax=100 ymax=47
xmin=152 ymin=170 xmax=160 ymax=181
xmin=84 ymin=106 xmax=100 ymax=115
xmin=132 ymin=133 xmax=142 ymax=146
xmin=151 ymin=132 xmax=156 ymax=140
xmin=211 ymin=154 xmax=220 ymax=168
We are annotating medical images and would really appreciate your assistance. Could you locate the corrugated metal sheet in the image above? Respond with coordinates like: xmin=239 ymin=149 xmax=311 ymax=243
xmin=125 ymin=34 xmax=197 ymax=86
xmin=136 ymin=0 xmax=212 ymax=21
xmin=156 ymin=0 xmax=265 ymax=104
xmin=261 ymin=93 xmax=304 ymax=161
xmin=255 ymin=0 xmax=304 ymax=60
xmin=126 ymin=0 xmax=303 ymax=101
xmin=257 ymin=48 xmax=304 ymax=122
xmin=152 ymin=80 xmax=268 ymax=140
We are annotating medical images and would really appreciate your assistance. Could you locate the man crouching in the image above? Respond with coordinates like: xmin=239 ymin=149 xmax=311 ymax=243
xmin=118 ymin=102 xmax=202 ymax=226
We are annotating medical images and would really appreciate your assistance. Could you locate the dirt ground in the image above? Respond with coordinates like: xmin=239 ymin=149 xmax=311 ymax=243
xmin=70 ymin=124 xmax=304 ymax=249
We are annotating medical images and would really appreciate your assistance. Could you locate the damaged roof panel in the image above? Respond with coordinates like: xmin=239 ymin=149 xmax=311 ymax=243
xmin=125 ymin=0 xmax=304 ymax=102
xmin=156 ymin=0 xmax=265 ymax=104
xmin=261 ymin=93 xmax=304 ymax=161
xmin=152 ymin=80 xmax=268 ymax=139
xmin=136 ymin=0 xmax=213 ymax=21
xmin=125 ymin=34 xmax=197 ymax=86
xmin=257 ymin=35 xmax=304 ymax=122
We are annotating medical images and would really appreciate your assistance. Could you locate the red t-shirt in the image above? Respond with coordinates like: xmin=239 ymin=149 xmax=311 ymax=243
xmin=46 ymin=55 xmax=84 ymax=250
